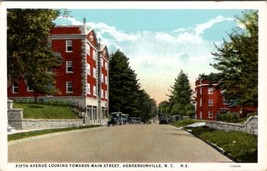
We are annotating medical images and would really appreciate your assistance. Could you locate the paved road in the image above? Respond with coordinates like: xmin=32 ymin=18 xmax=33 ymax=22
xmin=8 ymin=123 xmax=232 ymax=163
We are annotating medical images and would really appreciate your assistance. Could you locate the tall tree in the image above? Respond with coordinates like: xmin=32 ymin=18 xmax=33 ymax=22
xmin=158 ymin=100 xmax=170 ymax=114
xmin=109 ymin=50 xmax=140 ymax=114
xmin=109 ymin=50 xmax=156 ymax=122
xmin=211 ymin=10 xmax=258 ymax=107
xmin=7 ymin=9 xmax=62 ymax=102
xmin=169 ymin=70 xmax=193 ymax=116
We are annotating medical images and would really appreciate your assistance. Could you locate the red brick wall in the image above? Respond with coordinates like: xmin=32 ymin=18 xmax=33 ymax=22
xmin=51 ymin=26 xmax=81 ymax=34
xmin=52 ymin=39 xmax=83 ymax=96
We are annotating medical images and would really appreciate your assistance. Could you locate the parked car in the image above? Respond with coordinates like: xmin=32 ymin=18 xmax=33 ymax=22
xmin=128 ymin=117 xmax=143 ymax=124
xmin=121 ymin=114 xmax=129 ymax=124
xmin=159 ymin=113 xmax=169 ymax=124
xmin=107 ymin=112 xmax=123 ymax=126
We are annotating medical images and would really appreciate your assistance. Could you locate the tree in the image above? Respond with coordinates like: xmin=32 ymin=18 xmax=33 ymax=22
xmin=158 ymin=100 xmax=170 ymax=114
xmin=109 ymin=50 xmax=156 ymax=122
xmin=169 ymin=70 xmax=193 ymax=116
xmin=211 ymin=10 xmax=258 ymax=107
xmin=198 ymin=72 xmax=223 ymax=84
xmin=7 ymin=9 xmax=62 ymax=103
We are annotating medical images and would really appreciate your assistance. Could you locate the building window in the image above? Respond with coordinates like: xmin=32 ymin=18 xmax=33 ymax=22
xmin=66 ymin=81 xmax=73 ymax=93
xmin=93 ymin=50 xmax=96 ymax=60
xmin=200 ymin=87 xmax=202 ymax=95
xmin=93 ymin=86 xmax=96 ymax=96
xmin=208 ymin=111 xmax=213 ymax=118
xmin=87 ymin=83 xmax=90 ymax=95
xmin=86 ymin=43 xmax=90 ymax=55
xmin=93 ymin=68 xmax=96 ymax=78
xmin=66 ymin=61 xmax=73 ymax=73
xmin=199 ymin=111 xmax=202 ymax=119
xmin=208 ymin=87 xmax=214 ymax=94
xmin=27 ymin=84 xmax=34 ymax=92
xmin=86 ymin=64 xmax=90 ymax=75
xmin=66 ymin=40 xmax=73 ymax=52
xmin=12 ymin=82 xmax=19 ymax=93
xmin=199 ymin=98 xmax=202 ymax=107
xmin=208 ymin=99 xmax=213 ymax=106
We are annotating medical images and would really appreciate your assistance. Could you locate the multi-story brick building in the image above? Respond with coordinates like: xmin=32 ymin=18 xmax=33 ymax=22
xmin=194 ymin=79 xmax=224 ymax=120
xmin=8 ymin=24 xmax=109 ymax=124
xmin=194 ymin=79 xmax=257 ymax=120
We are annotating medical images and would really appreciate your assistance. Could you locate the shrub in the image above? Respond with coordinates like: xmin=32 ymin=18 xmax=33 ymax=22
xmin=225 ymin=112 xmax=232 ymax=122
xmin=247 ymin=112 xmax=257 ymax=118
xmin=221 ymin=113 xmax=226 ymax=121
xmin=216 ymin=113 xmax=222 ymax=121
xmin=231 ymin=112 xmax=240 ymax=123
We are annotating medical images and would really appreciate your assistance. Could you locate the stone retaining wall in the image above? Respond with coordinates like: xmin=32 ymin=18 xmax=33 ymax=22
xmin=22 ymin=119 xmax=85 ymax=130
xmin=206 ymin=116 xmax=258 ymax=135
xmin=7 ymin=100 xmax=95 ymax=130
xmin=8 ymin=108 xmax=23 ymax=130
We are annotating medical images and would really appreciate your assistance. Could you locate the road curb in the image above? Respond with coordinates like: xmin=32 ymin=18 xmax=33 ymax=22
xmin=181 ymin=127 xmax=240 ymax=163
xmin=8 ymin=125 xmax=104 ymax=145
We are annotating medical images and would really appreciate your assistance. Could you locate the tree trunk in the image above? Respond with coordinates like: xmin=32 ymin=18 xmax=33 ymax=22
xmin=34 ymin=91 xmax=38 ymax=104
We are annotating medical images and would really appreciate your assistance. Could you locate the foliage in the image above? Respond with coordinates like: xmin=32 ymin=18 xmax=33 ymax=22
xmin=217 ymin=112 xmax=240 ymax=123
xmin=198 ymin=72 xmax=223 ymax=84
xmin=7 ymin=9 xmax=62 ymax=103
xmin=109 ymin=50 xmax=157 ymax=122
xmin=14 ymin=99 xmax=78 ymax=107
xmin=13 ymin=103 xmax=80 ymax=119
xmin=211 ymin=10 xmax=258 ymax=107
xmin=246 ymin=112 xmax=257 ymax=118
xmin=190 ymin=126 xmax=257 ymax=162
xmin=8 ymin=125 xmax=100 ymax=141
xmin=231 ymin=112 xmax=240 ymax=123
xmin=168 ymin=70 xmax=193 ymax=116
xmin=158 ymin=101 xmax=171 ymax=114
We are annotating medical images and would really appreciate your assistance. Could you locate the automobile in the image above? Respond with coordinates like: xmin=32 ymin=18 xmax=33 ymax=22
xmin=135 ymin=117 xmax=143 ymax=124
xmin=107 ymin=112 xmax=123 ymax=126
xmin=121 ymin=114 xmax=129 ymax=125
xmin=128 ymin=117 xmax=137 ymax=124
xmin=159 ymin=113 xmax=169 ymax=124
xmin=128 ymin=117 xmax=143 ymax=124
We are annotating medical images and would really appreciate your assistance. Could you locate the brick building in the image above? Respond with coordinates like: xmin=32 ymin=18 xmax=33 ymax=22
xmin=194 ymin=79 xmax=257 ymax=120
xmin=194 ymin=79 xmax=224 ymax=120
xmin=8 ymin=24 xmax=109 ymax=124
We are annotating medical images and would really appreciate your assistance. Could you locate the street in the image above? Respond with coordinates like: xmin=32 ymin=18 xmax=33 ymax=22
xmin=8 ymin=123 xmax=232 ymax=163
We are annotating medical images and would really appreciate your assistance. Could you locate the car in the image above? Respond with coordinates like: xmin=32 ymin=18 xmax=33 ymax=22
xmin=121 ymin=114 xmax=129 ymax=125
xmin=159 ymin=113 xmax=169 ymax=124
xmin=107 ymin=112 xmax=123 ymax=126
xmin=128 ymin=117 xmax=143 ymax=124
xmin=128 ymin=117 xmax=137 ymax=124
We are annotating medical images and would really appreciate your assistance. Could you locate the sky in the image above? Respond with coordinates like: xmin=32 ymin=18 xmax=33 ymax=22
xmin=53 ymin=9 xmax=245 ymax=104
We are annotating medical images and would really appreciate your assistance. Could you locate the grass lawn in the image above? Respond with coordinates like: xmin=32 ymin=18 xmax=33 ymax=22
xmin=187 ymin=126 xmax=257 ymax=163
xmin=13 ymin=103 xmax=80 ymax=119
xmin=8 ymin=125 xmax=101 ymax=141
